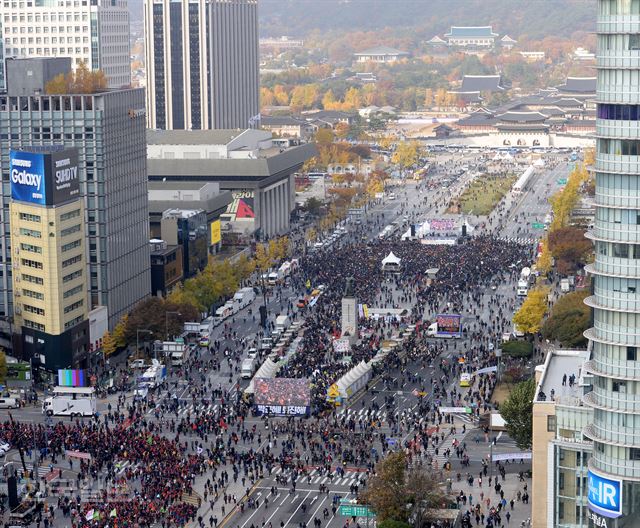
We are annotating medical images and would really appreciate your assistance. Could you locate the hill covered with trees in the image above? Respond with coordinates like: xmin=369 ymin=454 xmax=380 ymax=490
xmin=260 ymin=0 xmax=595 ymax=41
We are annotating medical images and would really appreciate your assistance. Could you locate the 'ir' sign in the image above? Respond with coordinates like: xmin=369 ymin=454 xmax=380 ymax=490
xmin=588 ymin=469 xmax=622 ymax=518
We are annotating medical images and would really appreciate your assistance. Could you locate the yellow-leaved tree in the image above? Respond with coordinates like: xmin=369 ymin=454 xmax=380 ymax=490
xmin=536 ymin=236 xmax=553 ymax=275
xmin=513 ymin=287 xmax=550 ymax=334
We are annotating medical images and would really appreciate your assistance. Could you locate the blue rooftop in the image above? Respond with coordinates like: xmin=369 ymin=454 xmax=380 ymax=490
xmin=446 ymin=26 xmax=498 ymax=38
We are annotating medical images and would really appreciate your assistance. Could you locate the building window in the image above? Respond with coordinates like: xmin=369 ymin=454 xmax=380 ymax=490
xmin=64 ymin=299 xmax=83 ymax=313
xmin=61 ymin=240 xmax=81 ymax=252
xmin=63 ymin=284 xmax=83 ymax=298
xmin=631 ymin=448 xmax=640 ymax=460
xmin=18 ymin=212 xmax=41 ymax=222
xmin=628 ymin=347 xmax=638 ymax=361
xmin=23 ymin=319 xmax=45 ymax=331
xmin=62 ymin=255 xmax=82 ymax=268
xmin=64 ymin=315 xmax=84 ymax=330
xmin=20 ymin=243 xmax=41 ymax=254
xmin=19 ymin=227 xmax=41 ymax=238
xmin=23 ymin=304 xmax=44 ymax=316
xmin=60 ymin=224 xmax=81 ymax=237
xmin=22 ymin=289 xmax=44 ymax=300
xmin=559 ymin=472 xmax=565 ymax=490
xmin=547 ymin=415 xmax=556 ymax=432
xmin=62 ymin=269 xmax=82 ymax=283
xmin=60 ymin=209 xmax=81 ymax=221
xmin=22 ymin=274 xmax=43 ymax=285
xmin=20 ymin=258 xmax=42 ymax=270
xmin=613 ymin=380 xmax=627 ymax=392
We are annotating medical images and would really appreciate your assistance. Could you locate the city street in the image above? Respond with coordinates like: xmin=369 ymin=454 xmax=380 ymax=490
xmin=0 ymin=151 xmax=570 ymax=527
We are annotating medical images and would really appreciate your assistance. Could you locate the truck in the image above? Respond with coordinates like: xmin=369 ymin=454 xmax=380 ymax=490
xmin=233 ymin=287 xmax=256 ymax=311
xmin=241 ymin=357 xmax=257 ymax=379
xmin=42 ymin=386 xmax=96 ymax=417
xmin=214 ymin=304 xmax=234 ymax=323
xmin=170 ymin=346 xmax=190 ymax=367
xmin=163 ymin=339 xmax=187 ymax=360
xmin=425 ymin=314 xmax=463 ymax=338
xmin=275 ymin=315 xmax=291 ymax=333
xmin=517 ymin=279 xmax=529 ymax=297
xmin=139 ymin=362 xmax=167 ymax=389
xmin=560 ymin=278 xmax=570 ymax=293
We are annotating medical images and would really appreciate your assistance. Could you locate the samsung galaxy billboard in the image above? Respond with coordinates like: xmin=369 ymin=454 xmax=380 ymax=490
xmin=10 ymin=148 xmax=80 ymax=206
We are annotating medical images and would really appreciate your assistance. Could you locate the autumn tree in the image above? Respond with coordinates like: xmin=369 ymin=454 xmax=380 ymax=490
xmin=112 ymin=315 xmax=128 ymax=349
xmin=543 ymin=290 xmax=590 ymax=348
xmin=361 ymin=451 xmax=449 ymax=526
xmin=513 ymin=287 xmax=549 ymax=334
xmin=101 ymin=331 xmax=117 ymax=357
xmin=45 ymin=62 xmax=107 ymax=94
xmin=548 ymin=226 xmax=592 ymax=274
xmin=536 ymin=236 xmax=553 ymax=275
xmin=500 ymin=378 xmax=536 ymax=450
xmin=392 ymin=141 xmax=422 ymax=170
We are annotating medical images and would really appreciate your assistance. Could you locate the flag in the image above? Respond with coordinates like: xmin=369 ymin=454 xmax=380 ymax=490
xmin=305 ymin=279 xmax=311 ymax=289
xmin=94 ymin=511 xmax=101 ymax=520
xmin=412 ymin=389 xmax=419 ymax=397
xmin=110 ymin=508 xmax=117 ymax=518
xmin=86 ymin=509 xmax=95 ymax=521
xmin=147 ymin=435 xmax=154 ymax=445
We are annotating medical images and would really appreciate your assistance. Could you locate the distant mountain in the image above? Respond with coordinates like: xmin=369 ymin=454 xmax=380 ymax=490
xmin=259 ymin=0 xmax=596 ymax=40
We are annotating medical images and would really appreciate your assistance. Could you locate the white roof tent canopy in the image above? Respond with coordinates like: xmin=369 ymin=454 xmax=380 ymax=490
xmin=382 ymin=252 xmax=401 ymax=266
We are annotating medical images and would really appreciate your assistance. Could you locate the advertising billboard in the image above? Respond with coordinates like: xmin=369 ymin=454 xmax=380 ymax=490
xmin=436 ymin=314 xmax=462 ymax=337
xmin=10 ymin=148 xmax=80 ymax=206
xmin=58 ymin=369 xmax=87 ymax=387
xmin=588 ymin=469 xmax=622 ymax=518
xmin=254 ymin=378 xmax=310 ymax=416
xmin=210 ymin=219 xmax=222 ymax=245
xmin=10 ymin=150 xmax=46 ymax=205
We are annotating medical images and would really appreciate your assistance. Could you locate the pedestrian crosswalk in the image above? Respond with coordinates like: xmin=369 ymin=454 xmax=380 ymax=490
xmin=18 ymin=462 xmax=58 ymax=478
xmin=270 ymin=466 xmax=367 ymax=488
xmin=335 ymin=407 xmax=387 ymax=422
xmin=496 ymin=236 xmax=536 ymax=245
xmin=175 ymin=402 xmax=220 ymax=416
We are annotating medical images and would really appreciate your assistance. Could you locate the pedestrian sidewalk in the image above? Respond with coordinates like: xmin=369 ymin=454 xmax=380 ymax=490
xmin=449 ymin=470 xmax=532 ymax=527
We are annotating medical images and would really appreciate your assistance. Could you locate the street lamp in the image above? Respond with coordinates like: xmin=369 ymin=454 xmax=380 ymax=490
xmin=136 ymin=329 xmax=153 ymax=359
xmin=165 ymin=311 xmax=181 ymax=340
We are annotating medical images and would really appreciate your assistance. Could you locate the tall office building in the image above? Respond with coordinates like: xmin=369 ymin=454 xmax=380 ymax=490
xmin=582 ymin=0 xmax=640 ymax=525
xmin=0 ymin=0 xmax=130 ymax=88
xmin=0 ymin=58 xmax=150 ymax=330
xmin=9 ymin=147 xmax=89 ymax=371
xmin=144 ymin=0 xmax=259 ymax=130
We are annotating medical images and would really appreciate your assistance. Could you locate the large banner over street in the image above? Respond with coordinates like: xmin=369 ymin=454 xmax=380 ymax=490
xmin=254 ymin=378 xmax=310 ymax=416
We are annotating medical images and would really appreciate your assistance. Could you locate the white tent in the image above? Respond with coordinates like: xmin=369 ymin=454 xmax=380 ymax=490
xmin=244 ymin=358 xmax=280 ymax=394
xmin=382 ymin=252 xmax=401 ymax=266
xmin=382 ymin=252 xmax=402 ymax=273
xmin=335 ymin=361 xmax=373 ymax=400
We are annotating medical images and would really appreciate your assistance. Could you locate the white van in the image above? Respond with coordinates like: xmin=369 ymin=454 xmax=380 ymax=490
xmin=0 ymin=398 xmax=18 ymax=409
xmin=241 ymin=358 xmax=257 ymax=379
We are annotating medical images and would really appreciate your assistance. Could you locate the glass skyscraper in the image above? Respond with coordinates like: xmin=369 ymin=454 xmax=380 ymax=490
xmin=583 ymin=0 xmax=640 ymax=525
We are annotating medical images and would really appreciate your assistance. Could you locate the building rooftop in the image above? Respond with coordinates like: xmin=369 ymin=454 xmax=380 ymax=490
xmin=146 ymin=129 xmax=257 ymax=146
xmin=535 ymin=349 xmax=590 ymax=405
xmin=353 ymin=46 xmax=408 ymax=57
xmin=260 ymin=115 xmax=307 ymax=126
xmin=497 ymin=111 xmax=549 ymax=123
xmin=445 ymin=26 xmax=498 ymax=38
xmin=460 ymin=74 xmax=503 ymax=93
xmin=555 ymin=77 xmax=597 ymax=94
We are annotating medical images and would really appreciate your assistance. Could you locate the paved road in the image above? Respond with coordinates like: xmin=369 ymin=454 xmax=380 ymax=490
xmin=0 ymin=151 xmax=568 ymax=527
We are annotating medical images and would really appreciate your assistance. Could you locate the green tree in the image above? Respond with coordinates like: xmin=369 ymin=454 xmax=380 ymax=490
xmin=500 ymin=378 xmax=536 ymax=450
xmin=542 ymin=290 xmax=590 ymax=348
